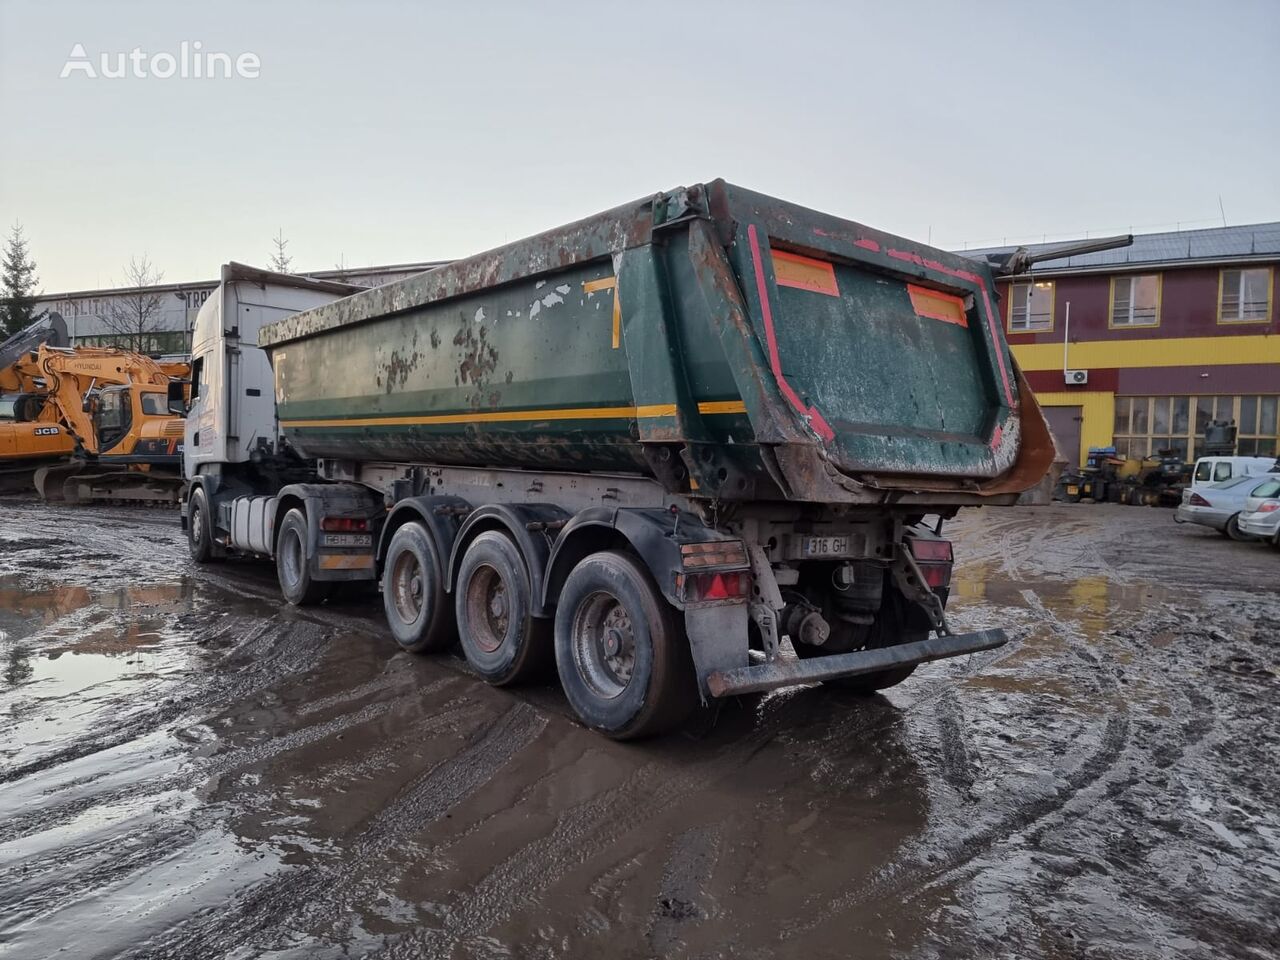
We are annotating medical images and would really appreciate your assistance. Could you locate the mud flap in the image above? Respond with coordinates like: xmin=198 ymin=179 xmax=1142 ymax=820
xmin=684 ymin=603 xmax=750 ymax=702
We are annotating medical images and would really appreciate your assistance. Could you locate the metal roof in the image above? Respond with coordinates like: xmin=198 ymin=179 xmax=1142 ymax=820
xmin=959 ymin=221 xmax=1280 ymax=272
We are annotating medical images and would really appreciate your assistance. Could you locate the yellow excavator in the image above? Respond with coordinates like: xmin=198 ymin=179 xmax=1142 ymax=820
xmin=0 ymin=322 xmax=189 ymax=503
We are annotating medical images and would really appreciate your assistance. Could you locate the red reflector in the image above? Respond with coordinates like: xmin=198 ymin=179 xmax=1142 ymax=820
xmin=703 ymin=574 xmax=731 ymax=600
xmin=1188 ymin=493 xmax=1210 ymax=506
xmin=906 ymin=538 xmax=953 ymax=562
xmin=921 ymin=565 xmax=950 ymax=589
xmin=321 ymin=516 xmax=369 ymax=532
xmin=680 ymin=571 xmax=750 ymax=603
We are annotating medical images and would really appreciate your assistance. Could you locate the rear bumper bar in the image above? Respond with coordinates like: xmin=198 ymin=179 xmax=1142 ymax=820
xmin=705 ymin=628 xmax=1008 ymax=698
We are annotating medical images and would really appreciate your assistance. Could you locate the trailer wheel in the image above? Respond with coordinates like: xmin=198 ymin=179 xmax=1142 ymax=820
xmin=188 ymin=486 xmax=213 ymax=564
xmin=276 ymin=508 xmax=330 ymax=606
xmin=455 ymin=531 xmax=550 ymax=685
xmin=554 ymin=550 xmax=694 ymax=740
xmin=382 ymin=521 xmax=455 ymax=653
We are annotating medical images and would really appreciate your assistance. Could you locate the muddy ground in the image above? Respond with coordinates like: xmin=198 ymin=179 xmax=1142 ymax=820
xmin=0 ymin=500 xmax=1276 ymax=960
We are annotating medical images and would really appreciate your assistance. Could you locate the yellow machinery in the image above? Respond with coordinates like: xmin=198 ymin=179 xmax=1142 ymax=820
xmin=0 ymin=343 xmax=189 ymax=503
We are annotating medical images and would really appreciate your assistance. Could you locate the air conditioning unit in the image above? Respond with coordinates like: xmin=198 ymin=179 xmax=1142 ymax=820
xmin=1065 ymin=369 xmax=1089 ymax=385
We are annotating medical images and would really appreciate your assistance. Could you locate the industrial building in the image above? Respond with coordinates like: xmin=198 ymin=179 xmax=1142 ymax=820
xmin=965 ymin=222 xmax=1280 ymax=468
xmin=32 ymin=261 xmax=447 ymax=356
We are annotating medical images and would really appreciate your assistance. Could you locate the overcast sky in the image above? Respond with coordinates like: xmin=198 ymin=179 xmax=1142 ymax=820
xmin=1 ymin=0 xmax=1277 ymax=293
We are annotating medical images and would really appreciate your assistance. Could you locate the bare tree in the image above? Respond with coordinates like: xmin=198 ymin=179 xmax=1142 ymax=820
xmin=269 ymin=228 xmax=293 ymax=274
xmin=102 ymin=255 xmax=166 ymax=352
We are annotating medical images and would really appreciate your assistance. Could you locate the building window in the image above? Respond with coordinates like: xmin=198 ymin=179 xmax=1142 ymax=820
xmin=1218 ymin=268 xmax=1272 ymax=323
xmin=1110 ymin=274 xmax=1160 ymax=327
xmin=1115 ymin=394 xmax=1279 ymax=459
xmin=1238 ymin=395 xmax=1279 ymax=456
xmin=1009 ymin=280 xmax=1054 ymax=332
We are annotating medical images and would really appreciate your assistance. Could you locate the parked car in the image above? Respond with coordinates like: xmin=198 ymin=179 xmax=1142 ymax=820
xmin=1237 ymin=478 xmax=1280 ymax=547
xmin=1188 ymin=456 xmax=1278 ymax=489
xmin=1175 ymin=475 xmax=1274 ymax=540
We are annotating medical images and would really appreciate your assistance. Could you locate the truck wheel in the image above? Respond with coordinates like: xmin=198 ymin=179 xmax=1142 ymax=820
xmin=276 ymin=508 xmax=330 ymax=606
xmin=382 ymin=521 xmax=455 ymax=653
xmin=455 ymin=531 xmax=550 ymax=685
xmin=188 ymin=486 xmax=214 ymax=564
xmin=553 ymin=551 xmax=694 ymax=740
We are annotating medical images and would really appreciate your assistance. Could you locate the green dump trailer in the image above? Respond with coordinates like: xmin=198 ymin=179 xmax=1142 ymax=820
xmin=183 ymin=180 xmax=1057 ymax=738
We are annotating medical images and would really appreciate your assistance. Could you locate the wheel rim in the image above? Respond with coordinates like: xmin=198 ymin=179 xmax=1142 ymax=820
xmin=281 ymin=526 xmax=304 ymax=589
xmin=391 ymin=548 xmax=425 ymax=625
xmin=463 ymin=563 xmax=509 ymax=654
xmin=191 ymin=501 xmax=204 ymax=546
xmin=570 ymin=590 xmax=636 ymax=699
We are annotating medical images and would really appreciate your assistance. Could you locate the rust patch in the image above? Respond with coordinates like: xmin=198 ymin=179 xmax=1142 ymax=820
xmin=452 ymin=320 xmax=500 ymax=409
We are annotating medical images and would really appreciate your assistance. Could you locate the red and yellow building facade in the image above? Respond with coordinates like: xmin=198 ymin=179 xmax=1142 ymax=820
xmin=971 ymin=223 xmax=1279 ymax=468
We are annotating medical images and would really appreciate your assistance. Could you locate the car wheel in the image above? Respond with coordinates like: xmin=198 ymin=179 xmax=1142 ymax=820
xmin=1225 ymin=514 xmax=1248 ymax=541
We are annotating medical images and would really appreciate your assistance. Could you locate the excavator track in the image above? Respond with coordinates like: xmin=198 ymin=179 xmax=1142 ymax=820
xmin=34 ymin=460 xmax=182 ymax=506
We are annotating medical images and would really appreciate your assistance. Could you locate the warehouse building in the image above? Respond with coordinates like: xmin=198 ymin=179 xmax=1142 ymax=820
xmin=33 ymin=261 xmax=447 ymax=356
xmin=965 ymin=222 xmax=1280 ymax=469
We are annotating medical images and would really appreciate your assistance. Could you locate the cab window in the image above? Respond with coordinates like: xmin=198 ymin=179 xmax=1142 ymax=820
xmin=141 ymin=393 xmax=167 ymax=416
xmin=1213 ymin=462 xmax=1232 ymax=481
xmin=1194 ymin=460 xmax=1211 ymax=482
xmin=96 ymin=387 xmax=133 ymax=451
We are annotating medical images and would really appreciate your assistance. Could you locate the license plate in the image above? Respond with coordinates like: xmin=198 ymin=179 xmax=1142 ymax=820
xmin=1066 ymin=485 xmax=1079 ymax=496
xmin=320 ymin=533 xmax=372 ymax=548
xmin=801 ymin=536 xmax=851 ymax=558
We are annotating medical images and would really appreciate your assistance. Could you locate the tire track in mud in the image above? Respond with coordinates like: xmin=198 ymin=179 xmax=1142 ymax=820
xmin=371 ymin=695 xmax=802 ymax=958
xmin=131 ymin=701 xmax=549 ymax=959
xmin=0 ymin=615 xmax=331 ymax=788
xmin=779 ymin=585 xmax=1137 ymax=943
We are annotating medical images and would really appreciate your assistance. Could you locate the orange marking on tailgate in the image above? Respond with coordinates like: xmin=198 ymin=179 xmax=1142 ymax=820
xmin=907 ymin=284 xmax=968 ymax=327
xmin=771 ymin=250 xmax=840 ymax=297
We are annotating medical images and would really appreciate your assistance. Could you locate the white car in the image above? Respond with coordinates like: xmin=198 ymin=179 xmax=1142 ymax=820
xmin=1237 ymin=477 xmax=1280 ymax=547
xmin=1175 ymin=476 xmax=1274 ymax=540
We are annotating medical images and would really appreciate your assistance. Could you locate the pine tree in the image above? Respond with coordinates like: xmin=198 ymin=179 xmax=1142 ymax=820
xmin=269 ymin=228 xmax=293 ymax=274
xmin=1 ymin=224 xmax=47 ymax=337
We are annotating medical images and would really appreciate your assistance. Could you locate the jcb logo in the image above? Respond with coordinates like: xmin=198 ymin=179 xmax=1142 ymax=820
xmin=34 ymin=426 xmax=59 ymax=436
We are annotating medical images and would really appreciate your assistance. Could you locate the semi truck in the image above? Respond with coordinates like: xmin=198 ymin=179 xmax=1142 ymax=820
xmin=181 ymin=181 xmax=1058 ymax=738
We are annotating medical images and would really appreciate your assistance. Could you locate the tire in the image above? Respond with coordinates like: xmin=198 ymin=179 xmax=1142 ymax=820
xmin=455 ymin=531 xmax=551 ymax=685
xmin=794 ymin=582 xmax=923 ymax=694
xmin=188 ymin=485 xmax=214 ymax=564
xmin=381 ymin=521 xmax=455 ymax=653
xmin=276 ymin=508 xmax=330 ymax=606
xmin=554 ymin=550 xmax=695 ymax=740
xmin=1225 ymin=514 xmax=1247 ymax=541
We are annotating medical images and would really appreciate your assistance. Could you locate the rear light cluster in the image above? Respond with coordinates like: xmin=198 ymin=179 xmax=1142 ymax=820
xmin=680 ymin=539 xmax=749 ymax=568
xmin=1189 ymin=493 xmax=1211 ymax=507
xmin=321 ymin=516 xmax=369 ymax=532
xmin=676 ymin=571 xmax=751 ymax=604
xmin=905 ymin=537 xmax=954 ymax=589
xmin=1257 ymin=500 xmax=1280 ymax=514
